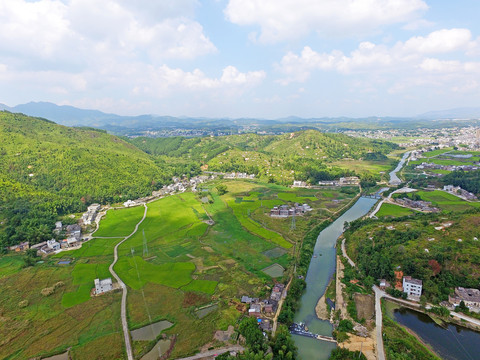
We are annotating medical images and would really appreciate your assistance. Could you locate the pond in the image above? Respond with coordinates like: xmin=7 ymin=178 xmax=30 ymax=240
xmin=393 ymin=307 xmax=480 ymax=360
xmin=131 ymin=320 xmax=173 ymax=341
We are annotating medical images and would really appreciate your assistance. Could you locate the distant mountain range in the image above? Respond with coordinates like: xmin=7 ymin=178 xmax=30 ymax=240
xmin=1 ymin=101 xmax=480 ymax=133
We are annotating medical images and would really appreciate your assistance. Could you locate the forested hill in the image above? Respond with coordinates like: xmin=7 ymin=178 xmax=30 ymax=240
xmin=0 ymin=112 xmax=170 ymax=247
xmin=129 ymin=130 xmax=398 ymax=184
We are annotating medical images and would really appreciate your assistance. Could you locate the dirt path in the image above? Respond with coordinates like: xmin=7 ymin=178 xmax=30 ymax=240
xmin=109 ymin=203 xmax=148 ymax=360
xmin=336 ymin=256 xmax=348 ymax=319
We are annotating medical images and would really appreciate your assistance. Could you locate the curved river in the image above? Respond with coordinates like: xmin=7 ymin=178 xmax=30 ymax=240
xmin=293 ymin=197 xmax=378 ymax=360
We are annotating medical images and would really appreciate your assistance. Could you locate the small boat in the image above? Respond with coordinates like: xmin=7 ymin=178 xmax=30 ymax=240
xmin=313 ymin=255 xmax=317 ymax=258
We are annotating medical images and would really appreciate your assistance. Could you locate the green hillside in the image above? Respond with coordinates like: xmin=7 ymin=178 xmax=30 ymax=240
xmin=129 ymin=130 xmax=398 ymax=184
xmin=0 ymin=112 xmax=169 ymax=247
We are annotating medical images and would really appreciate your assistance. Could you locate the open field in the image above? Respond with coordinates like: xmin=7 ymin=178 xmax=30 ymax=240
xmin=0 ymin=257 xmax=123 ymax=360
xmin=416 ymin=190 xmax=480 ymax=212
xmin=93 ymin=205 xmax=145 ymax=237
xmin=376 ymin=203 xmax=415 ymax=217
xmin=0 ymin=179 xmax=359 ymax=359
xmin=0 ymin=255 xmax=23 ymax=279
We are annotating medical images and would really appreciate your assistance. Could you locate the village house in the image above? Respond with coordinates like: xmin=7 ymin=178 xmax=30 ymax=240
xmin=403 ymin=276 xmax=423 ymax=300
xmin=123 ymin=199 xmax=136 ymax=207
xmin=54 ymin=221 xmax=63 ymax=234
xmin=248 ymin=303 xmax=261 ymax=317
xmin=292 ymin=180 xmax=307 ymax=187
xmin=241 ymin=296 xmax=258 ymax=304
xmin=379 ymin=279 xmax=391 ymax=290
xmin=449 ymin=287 xmax=480 ymax=311
xmin=270 ymin=203 xmax=312 ymax=218
xmin=9 ymin=241 xmax=29 ymax=252
xmin=82 ymin=203 xmax=101 ymax=225
xmin=94 ymin=278 xmax=113 ymax=295
xmin=47 ymin=239 xmax=60 ymax=251
xmin=338 ymin=176 xmax=360 ymax=185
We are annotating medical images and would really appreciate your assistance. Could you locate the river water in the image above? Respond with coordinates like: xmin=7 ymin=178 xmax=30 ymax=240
xmin=293 ymin=197 xmax=378 ymax=360
xmin=393 ymin=307 xmax=479 ymax=360
xmin=389 ymin=151 xmax=410 ymax=185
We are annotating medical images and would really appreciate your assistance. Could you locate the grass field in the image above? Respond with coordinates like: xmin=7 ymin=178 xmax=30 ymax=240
xmin=377 ymin=203 xmax=415 ymax=217
xmin=0 ymin=258 xmax=123 ymax=360
xmin=62 ymin=263 xmax=111 ymax=308
xmin=416 ymin=190 xmax=480 ymax=212
xmin=0 ymin=179 xmax=358 ymax=359
xmin=0 ymin=255 xmax=24 ymax=279
xmin=422 ymin=148 xmax=453 ymax=158
xmin=93 ymin=205 xmax=145 ymax=237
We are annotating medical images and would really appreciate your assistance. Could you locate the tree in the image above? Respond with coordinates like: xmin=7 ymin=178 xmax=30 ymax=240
xmin=271 ymin=324 xmax=297 ymax=360
xmin=216 ymin=184 xmax=228 ymax=195
xmin=238 ymin=317 xmax=267 ymax=353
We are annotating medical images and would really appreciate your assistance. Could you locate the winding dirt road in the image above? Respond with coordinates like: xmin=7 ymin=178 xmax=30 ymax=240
xmin=109 ymin=203 xmax=148 ymax=360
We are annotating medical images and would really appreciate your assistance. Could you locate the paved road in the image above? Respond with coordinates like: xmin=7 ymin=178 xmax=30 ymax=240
xmin=450 ymin=311 xmax=480 ymax=327
xmin=373 ymin=286 xmax=386 ymax=360
xmin=109 ymin=203 xmax=148 ymax=360
xmin=174 ymin=345 xmax=244 ymax=360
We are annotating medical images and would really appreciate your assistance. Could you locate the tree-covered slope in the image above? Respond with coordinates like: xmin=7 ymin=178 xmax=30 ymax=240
xmin=0 ymin=111 xmax=169 ymax=246
xmin=129 ymin=130 xmax=397 ymax=184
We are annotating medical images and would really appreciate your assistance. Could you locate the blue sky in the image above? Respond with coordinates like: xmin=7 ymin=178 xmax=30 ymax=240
xmin=1 ymin=0 xmax=479 ymax=118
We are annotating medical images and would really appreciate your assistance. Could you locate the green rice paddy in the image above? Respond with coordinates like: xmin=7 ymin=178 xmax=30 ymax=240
xmin=376 ymin=203 xmax=415 ymax=217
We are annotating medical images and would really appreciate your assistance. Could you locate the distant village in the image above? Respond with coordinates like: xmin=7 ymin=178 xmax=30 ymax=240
xmin=292 ymin=176 xmax=360 ymax=188
xmin=270 ymin=204 xmax=312 ymax=217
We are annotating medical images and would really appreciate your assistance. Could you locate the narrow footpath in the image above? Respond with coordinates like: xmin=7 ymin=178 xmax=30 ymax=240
xmin=109 ymin=203 xmax=148 ymax=360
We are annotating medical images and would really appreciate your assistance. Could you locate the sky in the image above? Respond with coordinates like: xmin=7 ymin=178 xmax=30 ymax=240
xmin=1 ymin=0 xmax=480 ymax=118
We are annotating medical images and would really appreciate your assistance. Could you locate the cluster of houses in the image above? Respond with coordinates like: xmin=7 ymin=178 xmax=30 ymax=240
xmin=9 ymin=221 xmax=84 ymax=255
xmin=443 ymin=185 xmax=477 ymax=200
xmin=318 ymin=176 xmax=360 ymax=186
xmin=380 ymin=274 xmax=423 ymax=301
xmin=394 ymin=198 xmax=439 ymax=212
xmin=224 ymin=172 xmax=256 ymax=180
xmin=415 ymin=162 xmax=479 ymax=172
xmin=82 ymin=203 xmax=101 ymax=225
xmin=241 ymin=283 xmax=286 ymax=331
xmin=270 ymin=203 xmax=312 ymax=217
xmin=152 ymin=175 xmax=213 ymax=197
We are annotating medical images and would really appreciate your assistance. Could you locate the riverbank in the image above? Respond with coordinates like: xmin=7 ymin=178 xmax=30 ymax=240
xmin=292 ymin=197 xmax=378 ymax=359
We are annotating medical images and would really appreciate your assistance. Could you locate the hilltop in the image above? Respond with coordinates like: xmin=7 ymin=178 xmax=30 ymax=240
xmin=0 ymin=112 xmax=170 ymax=247
xmin=129 ymin=130 xmax=398 ymax=184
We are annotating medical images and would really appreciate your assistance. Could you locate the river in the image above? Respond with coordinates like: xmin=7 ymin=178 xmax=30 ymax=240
xmin=389 ymin=151 xmax=410 ymax=185
xmin=393 ymin=307 xmax=479 ymax=360
xmin=293 ymin=197 xmax=378 ymax=360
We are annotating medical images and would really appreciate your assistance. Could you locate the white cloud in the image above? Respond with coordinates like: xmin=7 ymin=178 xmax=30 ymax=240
xmin=277 ymin=28 xmax=480 ymax=84
xmin=0 ymin=0 xmax=216 ymax=67
xmin=225 ymin=0 xmax=428 ymax=43
xmin=402 ymin=28 xmax=475 ymax=54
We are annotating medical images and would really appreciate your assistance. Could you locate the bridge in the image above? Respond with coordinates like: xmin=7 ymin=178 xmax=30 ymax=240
xmin=289 ymin=323 xmax=337 ymax=343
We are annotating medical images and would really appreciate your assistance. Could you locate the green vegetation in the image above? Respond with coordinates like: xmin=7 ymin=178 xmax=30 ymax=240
xmin=0 ymin=257 xmax=124 ymax=359
xmin=93 ymin=205 xmax=145 ymax=237
xmin=398 ymin=190 xmax=480 ymax=212
xmin=344 ymin=211 xmax=480 ymax=303
xmin=376 ymin=203 xmax=415 ymax=217
xmin=0 ymin=112 xmax=174 ymax=249
xmin=62 ymin=263 xmax=110 ymax=307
